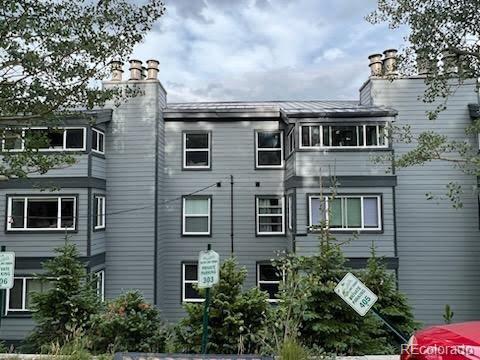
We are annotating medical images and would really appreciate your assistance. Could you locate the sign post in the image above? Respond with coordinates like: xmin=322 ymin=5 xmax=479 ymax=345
xmin=198 ymin=244 xmax=220 ymax=354
xmin=0 ymin=246 xmax=15 ymax=327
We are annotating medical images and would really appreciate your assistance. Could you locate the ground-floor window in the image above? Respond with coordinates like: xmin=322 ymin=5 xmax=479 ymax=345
xmin=6 ymin=277 xmax=54 ymax=313
xmin=182 ymin=263 xmax=204 ymax=303
xmin=257 ymin=263 xmax=282 ymax=303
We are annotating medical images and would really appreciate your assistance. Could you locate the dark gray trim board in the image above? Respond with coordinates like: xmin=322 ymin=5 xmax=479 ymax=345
xmin=285 ymin=175 xmax=397 ymax=189
xmin=15 ymin=252 xmax=106 ymax=270
xmin=347 ymin=257 xmax=398 ymax=270
xmin=0 ymin=177 xmax=106 ymax=189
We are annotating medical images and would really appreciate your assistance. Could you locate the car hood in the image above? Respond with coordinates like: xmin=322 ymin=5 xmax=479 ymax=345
xmin=418 ymin=322 xmax=480 ymax=345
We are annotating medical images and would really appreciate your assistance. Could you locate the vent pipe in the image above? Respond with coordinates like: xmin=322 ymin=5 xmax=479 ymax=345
xmin=146 ymin=59 xmax=160 ymax=80
xmin=110 ymin=60 xmax=124 ymax=81
xmin=129 ymin=59 xmax=142 ymax=80
xmin=368 ymin=53 xmax=383 ymax=76
xmin=383 ymin=49 xmax=398 ymax=76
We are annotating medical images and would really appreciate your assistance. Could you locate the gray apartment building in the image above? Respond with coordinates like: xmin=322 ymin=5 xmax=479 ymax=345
xmin=0 ymin=51 xmax=479 ymax=342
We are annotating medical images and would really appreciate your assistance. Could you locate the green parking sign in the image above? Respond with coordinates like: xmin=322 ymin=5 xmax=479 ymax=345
xmin=0 ymin=252 xmax=15 ymax=290
xmin=334 ymin=272 xmax=378 ymax=316
xmin=198 ymin=250 xmax=219 ymax=289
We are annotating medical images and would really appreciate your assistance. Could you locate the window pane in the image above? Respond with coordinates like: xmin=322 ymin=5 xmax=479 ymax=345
xmin=378 ymin=126 xmax=386 ymax=146
xmin=10 ymin=199 xmax=25 ymax=228
xmin=3 ymin=130 xmax=23 ymax=150
xmin=9 ymin=279 xmax=23 ymax=309
xmin=185 ymin=199 xmax=209 ymax=215
xmin=358 ymin=125 xmax=364 ymax=146
xmin=184 ymin=265 xmax=198 ymax=281
xmin=323 ymin=126 xmax=330 ymax=146
xmin=259 ymin=265 xmax=280 ymax=281
xmin=185 ymin=217 xmax=208 ymax=233
xmin=364 ymin=197 xmax=379 ymax=228
xmin=92 ymin=130 xmax=98 ymax=150
xmin=258 ymin=198 xmax=282 ymax=214
xmin=259 ymin=216 xmax=283 ymax=233
xmin=346 ymin=198 xmax=361 ymax=228
xmin=331 ymin=126 xmax=358 ymax=146
xmin=329 ymin=198 xmax=342 ymax=228
xmin=98 ymin=133 xmax=105 ymax=152
xmin=259 ymin=283 xmax=279 ymax=299
xmin=26 ymin=279 xmax=53 ymax=309
xmin=366 ymin=126 xmax=378 ymax=146
xmin=27 ymin=199 xmax=57 ymax=228
xmin=258 ymin=150 xmax=281 ymax=166
xmin=311 ymin=126 xmax=320 ymax=147
xmin=65 ymin=129 xmax=84 ymax=149
xmin=185 ymin=283 xmax=202 ymax=300
xmin=27 ymin=129 xmax=63 ymax=149
xmin=186 ymin=133 xmax=208 ymax=149
xmin=301 ymin=126 xmax=309 ymax=147
xmin=310 ymin=197 xmax=323 ymax=225
xmin=186 ymin=151 xmax=209 ymax=167
xmin=61 ymin=198 xmax=75 ymax=228
xmin=258 ymin=132 xmax=281 ymax=148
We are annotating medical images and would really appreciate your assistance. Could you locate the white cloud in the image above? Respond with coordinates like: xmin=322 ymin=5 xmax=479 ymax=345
xmin=131 ymin=0 xmax=404 ymax=102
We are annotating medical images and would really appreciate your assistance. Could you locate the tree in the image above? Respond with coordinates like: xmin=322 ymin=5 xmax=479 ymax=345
xmin=0 ymin=0 xmax=165 ymax=178
xmin=367 ymin=0 xmax=480 ymax=207
xmin=174 ymin=258 xmax=270 ymax=354
xmin=25 ymin=241 xmax=100 ymax=352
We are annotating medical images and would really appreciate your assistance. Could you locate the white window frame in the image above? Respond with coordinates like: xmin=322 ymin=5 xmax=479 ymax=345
xmin=91 ymin=128 xmax=105 ymax=154
xmin=255 ymin=131 xmax=284 ymax=169
xmin=95 ymin=270 xmax=105 ymax=302
xmin=256 ymin=196 xmax=285 ymax=235
xmin=6 ymin=195 xmax=77 ymax=231
xmin=287 ymin=195 xmax=293 ymax=231
xmin=2 ymin=127 xmax=87 ymax=152
xmin=257 ymin=264 xmax=282 ymax=303
xmin=183 ymin=132 xmax=211 ymax=169
xmin=299 ymin=124 xmax=388 ymax=149
xmin=5 ymin=277 xmax=53 ymax=314
xmin=308 ymin=195 xmax=382 ymax=231
xmin=182 ymin=197 xmax=211 ymax=235
xmin=182 ymin=263 xmax=204 ymax=303
xmin=287 ymin=128 xmax=295 ymax=155
xmin=94 ymin=195 xmax=106 ymax=230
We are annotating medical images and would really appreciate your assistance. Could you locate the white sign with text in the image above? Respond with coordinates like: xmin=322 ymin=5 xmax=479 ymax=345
xmin=335 ymin=272 xmax=378 ymax=316
xmin=0 ymin=252 xmax=15 ymax=289
xmin=198 ymin=250 xmax=220 ymax=289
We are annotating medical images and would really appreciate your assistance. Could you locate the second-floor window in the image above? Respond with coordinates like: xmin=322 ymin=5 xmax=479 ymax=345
xmin=299 ymin=124 xmax=387 ymax=149
xmin=92 ymin=128 xmax=105 ymax=154
xmin=2 ymin=127 xmax=86 ymax=152
xmin=256 ymin=196 xmax=285 ymax=235
xmin=183 ymin=132 xmax=210 ymax=169
xmin=6 ymin=277 xmax=54 ymax=314
xmin=287 ymin=129 xmax=295 ymax=155
xmin=182 ymin=196 xmax=211 ymax=235
xmin=94 ymin=195 xmax=106 ymax=230
xmin=7 ymin=196 xmax=76 ymax=231
xmin=256 ymin=131 xmax=283 ymax=168
xmin=309 ymin=195 xmax=382 ymax=231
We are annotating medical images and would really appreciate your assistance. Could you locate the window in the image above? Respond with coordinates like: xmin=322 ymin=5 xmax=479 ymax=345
xmin=299 ymin=124 xmax=387 ymax=148
xmin=257 ymin=264 xmax=282 ymax=303
xmin=183 ymin=132 xmax=210 ymax=169
xmin=7 ymin=196 xmax=76 ymax=231
xmin=309 ymin=195 xmax=381 ymax=231
xmin=256 ymin=196 xmax=285 ymax=235
xmin=92 ymin=128 xmax=105 ymax=154
xmin=2 ymin=128 xmax=86 ymax=152
xmin=287 ymin=129 xmax=295 ymax=155
xmin=182 ymin=196 xmax=211 ymax=235
xmin=287 ymin=195 xmax=293 ymax=231
xmin=182 ymin=263 xmax=203 ymax=303
xmin=95 ymin=270 xmax=105 ymax=302
xmin=256 ymin=131 xmax=283 ymax=168
xmin=94 ymin=195 xmax=105 ymax=230
xmin=6 ymin=277 xmax=54 ymax=313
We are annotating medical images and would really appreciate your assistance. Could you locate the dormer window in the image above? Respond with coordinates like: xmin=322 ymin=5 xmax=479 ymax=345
xmin=299 ymin=124 xmax=387 ymax=149
xmin=92 ymin=128 xmax=105 ymax=154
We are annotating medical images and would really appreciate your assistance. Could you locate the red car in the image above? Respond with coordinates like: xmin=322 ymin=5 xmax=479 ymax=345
xmin=401 ymin=321 xmax=480 ymax=360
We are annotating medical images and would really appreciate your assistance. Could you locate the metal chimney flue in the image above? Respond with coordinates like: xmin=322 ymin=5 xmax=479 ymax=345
xmin=110 ymin=60 xmax=124 ymax=81
xmin=146 ymin=59 xmax=160 ymax=80
xmin=368 ymin=53 xmax=383 ymax=76
xmin=129 ymin=59 xmax=142 ymax=80
xmin=383 ymin=49 xmax=398 ymax=76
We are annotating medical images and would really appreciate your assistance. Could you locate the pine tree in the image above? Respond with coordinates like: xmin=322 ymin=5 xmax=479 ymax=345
xmin=25 ymin=241 xmax=100 ymax=352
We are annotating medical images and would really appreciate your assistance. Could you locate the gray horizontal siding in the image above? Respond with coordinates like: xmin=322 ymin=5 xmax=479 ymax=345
xmin=0 ymin=317 xmax=35 ymax=341
xmin=91 ymin=156 xmax=106 ymax=179
xmin=370 ymin=77 xmax=480 ymax=325
xmin=31 ymin=155 xmax=88 ymax=177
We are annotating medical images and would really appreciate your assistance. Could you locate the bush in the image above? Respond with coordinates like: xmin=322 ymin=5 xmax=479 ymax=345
xmin=174 ymin=258 xmax=270 ymax=354
xmin=278 ymin=339 xmax=309 ymax=360
xmin=25 ymin=241 xmax=101 ymax=352
xmin=89 ymin=291 xmax=168 ymax=353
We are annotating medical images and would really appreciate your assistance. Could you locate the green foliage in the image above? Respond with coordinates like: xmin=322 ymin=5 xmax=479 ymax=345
xmin=89 ymin=291 xmax=168 ymax=354
xmin=0 ymin=0 xmax=165 ymax=178
xmin=25 ymin=241 xmax=101 ymax=353
xmin=47 ymin=335 xmax=92 ymax=360
xmin=443 ymin=304 xmax=454 ymax=324
xmin=174 ymin=258 xmax=270 ymax=354
xmin=278 ymin=339 xmax=309 ymax=360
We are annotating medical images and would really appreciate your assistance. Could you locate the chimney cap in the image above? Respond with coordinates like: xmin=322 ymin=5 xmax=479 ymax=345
xmin=146 ymin=59 xmax=160 ymax=65
xmin=368 ymin=53 xmax=383 ymax=59
xmin=383 ymin=48 xmax=398 ymax=54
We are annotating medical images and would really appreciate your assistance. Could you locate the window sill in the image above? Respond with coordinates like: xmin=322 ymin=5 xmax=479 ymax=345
xmin=308 ymin=229 xmax=384 ymax=235
xmin=91 ymin=151 xmax=105 ymax=159
xmin=182 ymin=167 xmax=212 ymax=171
xmin=3 ymin=312 xmax=33 ymax=318
xmin=93 ymin=226 xmax=106 ymax=232
xmin=296 ymin=147 xmax=392 ymax=153
xmin=181 ymin=233 xmax=212 ymax=237
xmin=6 ymin=229 xmax=78 ymax=234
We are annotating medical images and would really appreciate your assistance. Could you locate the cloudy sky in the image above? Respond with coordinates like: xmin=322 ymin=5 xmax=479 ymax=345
xmin=132 ymin=0 xmax=406 ymax=103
